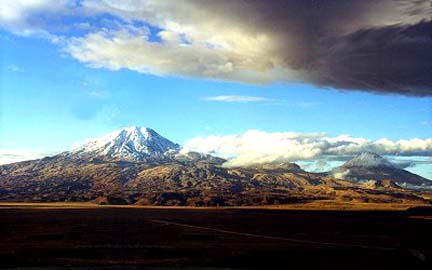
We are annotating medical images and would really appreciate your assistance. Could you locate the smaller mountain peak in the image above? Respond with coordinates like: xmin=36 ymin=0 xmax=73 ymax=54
xmin=343 ymin=152 xmax=393 ymax=168
xmin=357 ymin=152 xmax=384 ymax=160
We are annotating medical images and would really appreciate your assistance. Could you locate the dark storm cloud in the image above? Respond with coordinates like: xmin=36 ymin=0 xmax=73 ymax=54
xmin=310 ymin=21 xmax=432 ymax=96
xmin=223 ymin=0 xmax=432 ymax=96
xmin=12 ymin=0 xmax=429 ymax=96
xmin=107 ymin=0 xmax=432 ymax=95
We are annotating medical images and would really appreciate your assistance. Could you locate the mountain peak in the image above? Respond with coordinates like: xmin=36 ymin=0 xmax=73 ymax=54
xmin=342 ymin=152 xmax=394 ymax=168
xmin=72 ymin=126 xmax=180 ymax=160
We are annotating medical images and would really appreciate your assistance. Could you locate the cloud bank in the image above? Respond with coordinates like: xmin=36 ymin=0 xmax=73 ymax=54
xmin=182 ymin=130 xmax=432 ymax=167
xmin=1 ymin=0 xmax=431 ymax=95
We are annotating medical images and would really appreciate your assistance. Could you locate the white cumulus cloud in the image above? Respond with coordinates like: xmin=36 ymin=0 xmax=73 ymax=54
xmin=64 ymin=27 xmax=292 ymax=84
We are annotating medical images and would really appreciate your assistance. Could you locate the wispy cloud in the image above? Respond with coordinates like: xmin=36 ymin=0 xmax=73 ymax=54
xmin=87 ymin=90 xmax=110 ymax=99
xmin=421 ymin=121 xmax=432 ymax=127
xmin=203 ymin=95 xmax=320 ymax=108
xmin=203 ymin=95 xmax=272 ymax=103
xmin=7 ymin=64 xmax=23 ymax=72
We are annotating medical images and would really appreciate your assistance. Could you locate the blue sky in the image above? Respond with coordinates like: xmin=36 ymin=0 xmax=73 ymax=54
xmin=0 ymin=1 xmax=431 ymax=179
xmin=2 ymin=31 xmax=430 ymax=145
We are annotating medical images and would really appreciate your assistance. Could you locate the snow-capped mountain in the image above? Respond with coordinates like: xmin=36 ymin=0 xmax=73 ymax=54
xmin=72 ymin=126 xmax=180 ymax=160
xmin=342 ymin=152 xmax=393 ymax=168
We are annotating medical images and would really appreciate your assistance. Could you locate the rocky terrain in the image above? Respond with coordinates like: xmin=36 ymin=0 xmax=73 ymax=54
xmin=0 ymin=126 xmax=431 ymax=206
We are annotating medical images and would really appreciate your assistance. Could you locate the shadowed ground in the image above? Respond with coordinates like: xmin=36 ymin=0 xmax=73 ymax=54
xmin=1 ymin=205 xmax=432 ymax=269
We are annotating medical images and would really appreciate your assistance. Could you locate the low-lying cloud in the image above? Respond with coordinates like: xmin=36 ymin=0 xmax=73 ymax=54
xmin=0 ymin=149 xmax=52 ymax=165
xmin=182 ymin=130 xmax=432 ymax=167
xmin=1 ymin=0 xmax=431 ymax=95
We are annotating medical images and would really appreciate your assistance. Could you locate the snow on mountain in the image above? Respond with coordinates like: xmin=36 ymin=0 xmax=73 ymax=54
xmin=72 ymin=126 xmax=180 ymax=160
xmin=342 ymin=152 xmax=394 ymax=168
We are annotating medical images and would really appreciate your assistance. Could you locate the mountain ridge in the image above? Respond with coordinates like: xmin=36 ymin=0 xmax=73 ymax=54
xmin=0 ymin=127 xmax=430 ymax=205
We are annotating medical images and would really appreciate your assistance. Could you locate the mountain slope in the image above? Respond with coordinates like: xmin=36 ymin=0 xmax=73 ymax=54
xmin=1 ymin=152 xmax=424 ymax=205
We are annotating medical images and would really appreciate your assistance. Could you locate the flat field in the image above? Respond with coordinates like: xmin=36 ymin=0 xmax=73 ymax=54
xmin=1 ymin=203 xmax=432 ymax=269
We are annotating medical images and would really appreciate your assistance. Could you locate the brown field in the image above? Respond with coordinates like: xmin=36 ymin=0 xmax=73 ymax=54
xmin=0 ymin=200 xmax=429 ymax=210
xmin=1 ymin=202 xmax=432 ymax=269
